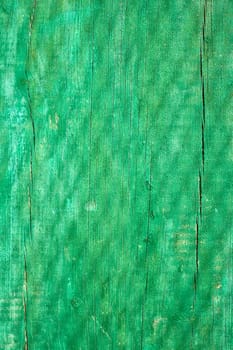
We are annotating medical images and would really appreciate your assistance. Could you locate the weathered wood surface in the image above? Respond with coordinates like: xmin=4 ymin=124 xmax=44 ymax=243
xmin=1 ymin=0 xmax=232 ymax=348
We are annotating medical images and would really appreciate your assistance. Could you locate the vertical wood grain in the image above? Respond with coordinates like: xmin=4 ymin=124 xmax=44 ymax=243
xmin=0 ymin=0 xmax=232 ymax=349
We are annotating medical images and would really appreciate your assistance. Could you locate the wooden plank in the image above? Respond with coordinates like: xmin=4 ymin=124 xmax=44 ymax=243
xmin=1 ymin=0 xmax=232 ymax=348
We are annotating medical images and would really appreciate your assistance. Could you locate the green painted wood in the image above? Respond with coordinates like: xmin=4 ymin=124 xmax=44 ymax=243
xmin=1 ymin=0 xmax=232 ymax=348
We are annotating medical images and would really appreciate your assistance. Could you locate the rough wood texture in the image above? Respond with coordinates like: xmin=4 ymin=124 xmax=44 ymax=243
xmin=1 ymin=0 xmax=232 ymax=349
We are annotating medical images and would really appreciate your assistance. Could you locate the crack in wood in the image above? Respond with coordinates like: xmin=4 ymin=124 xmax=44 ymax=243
xmin=25 ymin=0 xmax=37 ymax=150
xmin=23 ymin=250 xmax=29 ymax=350
xmin=141 ymin=150 xmax=152 ymax=350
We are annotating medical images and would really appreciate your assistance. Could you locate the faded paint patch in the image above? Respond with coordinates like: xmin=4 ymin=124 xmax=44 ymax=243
xmin=85 ymin=201 xmax=97 ymax=212
xmin=49 ymin=113 xmax=59 ymax=130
